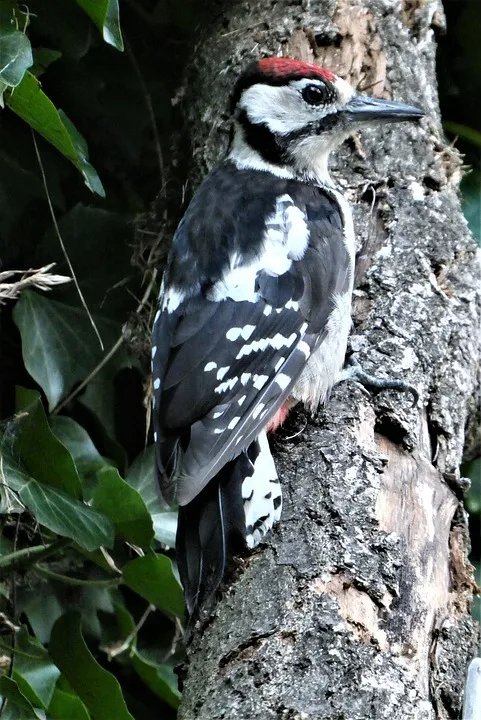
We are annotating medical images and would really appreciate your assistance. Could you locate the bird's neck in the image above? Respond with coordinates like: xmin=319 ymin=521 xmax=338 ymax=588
xmin=228 ymin=123 xmax=335 ymax=188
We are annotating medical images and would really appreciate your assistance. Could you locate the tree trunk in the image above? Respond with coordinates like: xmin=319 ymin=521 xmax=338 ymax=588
xmin=169 ymin=0 xmax=480 ymax=717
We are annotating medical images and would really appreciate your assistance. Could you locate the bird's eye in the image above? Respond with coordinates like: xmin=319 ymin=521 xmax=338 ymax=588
xmin=302 ymin=84 xmax=327 ymax=106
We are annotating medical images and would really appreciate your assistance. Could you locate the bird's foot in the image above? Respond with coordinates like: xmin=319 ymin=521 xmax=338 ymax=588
xmin=338 ymin=355 xmax=419 ymax=407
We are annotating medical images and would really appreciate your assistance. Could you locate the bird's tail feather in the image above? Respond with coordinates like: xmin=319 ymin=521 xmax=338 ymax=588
xmin=176 ymin=453 xmax=246 ymax=619
xmin=176 ymin=432 xmax=282 ymax=621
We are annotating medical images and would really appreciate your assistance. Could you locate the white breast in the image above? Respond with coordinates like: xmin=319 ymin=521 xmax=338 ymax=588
xmin=292 ymin=187 xmax=356 ymax=410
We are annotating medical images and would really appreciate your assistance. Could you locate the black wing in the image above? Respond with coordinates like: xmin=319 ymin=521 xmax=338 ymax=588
xmin=152 ymin=164 xmax=351 ymax=506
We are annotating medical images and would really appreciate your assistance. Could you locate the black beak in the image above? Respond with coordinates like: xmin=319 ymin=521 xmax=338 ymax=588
xmin=343 ymin=95 xmax=424 ymax=124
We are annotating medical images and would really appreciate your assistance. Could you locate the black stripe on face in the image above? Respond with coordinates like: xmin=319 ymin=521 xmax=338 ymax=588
xmin=237 ymin=109 xmax=289 ymax=166
xmin=236 ymin=110 xmax=342 ymax=168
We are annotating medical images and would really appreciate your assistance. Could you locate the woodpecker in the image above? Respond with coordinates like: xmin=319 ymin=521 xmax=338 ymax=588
xmin=151 ymin=57 xmax=423 ymax=617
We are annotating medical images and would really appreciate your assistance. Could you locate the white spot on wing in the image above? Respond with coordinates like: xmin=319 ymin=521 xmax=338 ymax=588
xmin=297 ymin=340 xmax=311 ymax=358
xmin=236 ymin=338 xmax=269 ymax=359
xmin=241 ymin=373 xmax=251 ymax=385
xmin=226 ymin=328 xmax=241 ymax=341
xmin=152 ymin=345 xmax=157 ymax=358
xmin=204 ymin=361 xmax=217 ymax=372
xmin=215 ymin=377 xmax=238 ymax=394
xmin=216 ymin=366 xmax=230 ymax=380
xmin=241 ymin=324 xmax=256 ymax=340
xmin=276 ymin=373 xmax=291 ymax=390
xmin=252 ymin=403 xmax=265 ymax=419
xmin=253 ymin=374 xmax=268 ymax=390
xmin=238 ymin=395 xmax=247 ymax=406
xmin=275 ymin=356 xmax=285 ymax=371
xmin=153 ymin=378 xmax=160 ymax=390
xmin=270 ymin=332 xmax=297 ymax=350
xmin=228 ymin=417 xmax=240 ymax=430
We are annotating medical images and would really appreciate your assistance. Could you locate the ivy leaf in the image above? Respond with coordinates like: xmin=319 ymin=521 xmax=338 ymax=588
xmin=50 ymin=416 xmax=109 ymax=478
xmin=31 ymin=47 xmax=62 ymax=78
xmin=13 ymin=628 xmax=60 ymax=710
xmin=0 ymin=677 xmax=46 ymax=719
xmin=50 ymin=612 xmax=134 ymax=720
xmin=122 ymin=554 xmax=184 ymax=618
xmin=17 ymin=480 xmax=114 ymax=551
xmin=0 ymin=28 xmax=33 ymax=87
xmin=13 ymin=291 xmax=131 ymax=434
xmin=37 ymin=204 xmax=135 ymax=320
xmin=48 ymin=688 xmax=90 ymax=720
xmin=2 ymin=437 xmax=113 ymax=550
xmin=14 ymin=387 xmax=82 ymax=498
xmin=112 ymin=601 xmax=180 ymax=708
xmin=127 ymin=446 xmax=177 ymax=547
xmin=91 ymin=467 xmax=154 ymax=550
xmin=6 ymin=72 xmax=104 ymax=195
xmin=131 ymin=655 xmax=181 ymax=710
xmin=75 ymin=0 xmax=124 ymax=51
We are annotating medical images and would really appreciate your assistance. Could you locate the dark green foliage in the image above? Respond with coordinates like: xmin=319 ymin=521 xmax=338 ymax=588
xmin=0 ymin=1 xmax=188 ymax=716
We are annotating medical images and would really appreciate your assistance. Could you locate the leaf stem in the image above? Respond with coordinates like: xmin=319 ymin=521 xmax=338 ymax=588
xmin=33 ymin=564 xmax=121 ymax=587
xmin=0 ymin=538 xmax=70 ymax=577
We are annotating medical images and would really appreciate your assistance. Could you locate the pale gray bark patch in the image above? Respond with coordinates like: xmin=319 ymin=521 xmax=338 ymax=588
xmin=155 ymin=0 xmax=480 ymax=717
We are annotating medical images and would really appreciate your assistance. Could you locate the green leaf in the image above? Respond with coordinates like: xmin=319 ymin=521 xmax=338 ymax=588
xmin=75 ymin=0 xmax=124 ymax=51
xmin=37 ymin=204 xmax=135 ymax=319
xmin=6 ymin=72 xmax=104 ymax=195
xmin=122 ymin=554 xmax=184 ymax=618
xmin=464 ymin=458 xmax=481 ymax=514
xmin=127 ymin=446 xmax=177 ymax=547
xmin=112 ymin=600 xmax=180 ymax=708
xmin=58 ymin=111 xmax=104 ymax=196
xmin=460 ymin=169 xmax=481 ymax=246
xmin=50 ymin=612 xmax=134 ymax=720
xmin=91 ymin=467 xmax=154 ymax=550
xmin=1 ymin=442 xmax=114 ymax=550
xmin=0 ymin=28 xmax=33 ymax=87
xmin=49 ymin=416 xmax=108 ymax=478
xmin=444 ymin=120 xmax=481 ymax=148
xmin=18 ymin=481 xmax=114 ymax=551
xmin=13 ymin=628 xmax=60 ymax=709
xmin=48 ymin=688 xmax=90 ymax=720
xmin=131 ymin=654 xmax=181 ymax=710
xmin=14 ymin=387 xmax=82 ymax=498
xmin=13 ymin=292 xmax=131 ymax=433
xmin=0 ymin=676 xmax=46 ymax=719
xmin=31 ymin=48 xmax=62 ymax=78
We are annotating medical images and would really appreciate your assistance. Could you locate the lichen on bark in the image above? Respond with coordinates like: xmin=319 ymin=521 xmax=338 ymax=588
xmin=159 ymin=0 xmax=481 ymax=717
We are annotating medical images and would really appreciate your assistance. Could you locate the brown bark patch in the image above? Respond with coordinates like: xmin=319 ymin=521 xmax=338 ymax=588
xmin=449 ymin=523 xmax=480 ymax=614
xmin=315 ymin=0 xmax=387 ymax=95
xmin=310 ymin=572 xmax=390 ymax=649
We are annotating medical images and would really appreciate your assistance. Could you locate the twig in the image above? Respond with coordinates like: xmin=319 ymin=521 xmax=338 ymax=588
xmin=105 ymin=603 xmax=155 ymax=659
xmin=31 ymin=130 xmax=104 ymax=350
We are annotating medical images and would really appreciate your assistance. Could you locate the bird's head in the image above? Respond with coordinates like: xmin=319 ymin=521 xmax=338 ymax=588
xmin=229 ymin=57 xmax=424 ymax=184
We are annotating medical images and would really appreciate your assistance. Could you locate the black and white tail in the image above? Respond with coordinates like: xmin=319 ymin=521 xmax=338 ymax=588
xmin=176 ymin=430 xmax=282 ymax=618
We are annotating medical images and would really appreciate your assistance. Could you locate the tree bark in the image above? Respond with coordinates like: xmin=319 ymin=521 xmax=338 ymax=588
xmin=169 ymin=0 xmax=480 ymax=717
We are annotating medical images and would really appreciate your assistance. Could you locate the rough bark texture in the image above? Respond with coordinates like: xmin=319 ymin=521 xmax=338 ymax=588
xmin=169 ymin=1 xmax=480 ymax=717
